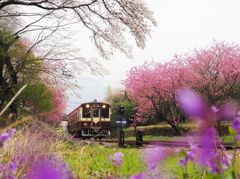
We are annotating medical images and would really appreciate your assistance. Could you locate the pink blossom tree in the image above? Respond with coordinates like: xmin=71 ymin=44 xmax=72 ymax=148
xmin=45 ymin=87 xmax=66 ymax=122
xmin=186 ymin=42 xmax=240 ymax=106
xmin=125 ymin=42 xmax=240 ymax=134
xmin=125 ymin=60 xmax=188 ymax=134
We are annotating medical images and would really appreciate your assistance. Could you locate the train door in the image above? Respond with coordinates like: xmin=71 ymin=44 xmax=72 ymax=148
xmin=91 ymin=108 xmax=101 ymax=128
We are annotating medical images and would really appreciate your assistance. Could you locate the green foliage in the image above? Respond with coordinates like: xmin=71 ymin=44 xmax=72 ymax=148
xmin=0 ymin=31 xmax=15 ymax=54
xmin=105 ymin=88 xmax=135 ymax=128
xmin=20 ymin=83 xmax=54 ymax=114
xmin=179 ymin=150 xmax=187 ymax=158
xmin=229 ymin=126 xmax=237 ymax=135
xmin=0 ymin=30 xmax=43 ymax=119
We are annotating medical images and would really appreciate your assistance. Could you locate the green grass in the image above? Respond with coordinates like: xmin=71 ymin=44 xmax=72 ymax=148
xmin=126 ymin=134 xmax=236 ymax=143
xmin=63 ymin=142 xmax=145 ymax=178
xmin=221 ymin=135 xmax=235 ymax=143
xmin=158 ymin=152 xmax=240 ymax=178
xmin=124 ymin=123 xmax=195 ymax=131
xmin=125 ymin=135 xmax=183 ymax=141
xmin=159 ymin=154 xmax=202 ymax=178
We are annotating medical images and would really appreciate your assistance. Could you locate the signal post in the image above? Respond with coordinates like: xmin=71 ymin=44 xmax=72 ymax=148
xmin=116 ymin=106 xmax=126 ymax=147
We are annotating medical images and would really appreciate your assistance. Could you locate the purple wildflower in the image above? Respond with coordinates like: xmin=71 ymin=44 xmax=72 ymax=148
xmin=176 ymin=88 xmax=206 ymax=118
xmin=0 ymin=130 xmax=10 ymax=143
xmin=17 ymin=155 xmax=26 ymax=166
xmin=221 ymin=154 xmax=232 ymax=170
xmin=178 ymin=157 xmax=188 ymax=167
xmin=178 ymin=142 xmax=198 ymax=168
xmin=211 ymin=106 xmax=219 ymax=113
xmin=109 ymin=152 xmax=124 ymax=167
xmin=130 ymin=173 xmax=145 ymax=179
xmin=9 ymin=128 xmax=16 ymax=136
xmin=232 ymin=116 xmax=240 ymax=132
xmin=231 ymin=116 xmax=240 ymax=141
xmin=8 ymin=162 xmax=16 ymax=173
xmin=236 ymin=134 xmax=240 ymax=141
xmin=0 ymin=161 xmax=17 ymax=178
xmin=209 ymin=159 xmax=220 ymax=174
xmin=188 ymin=143 xmax=198 ymax=161
xmin=3 ymin=174 xmax=14 ymax=179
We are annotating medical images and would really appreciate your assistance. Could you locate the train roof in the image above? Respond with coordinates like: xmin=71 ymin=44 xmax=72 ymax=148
xmin=80 ymin=102 xmax=110 ymax=107
xmin=68 ymin=101 xmax=110 ymax=116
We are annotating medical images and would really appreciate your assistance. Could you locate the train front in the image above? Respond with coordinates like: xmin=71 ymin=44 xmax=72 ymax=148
xmin=80 ymin=102 xmax=111 ymax=138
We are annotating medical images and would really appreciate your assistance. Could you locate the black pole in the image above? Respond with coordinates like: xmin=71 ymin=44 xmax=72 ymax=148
xmin=118 ymin=106 xmax=125 ymax=147
xmin=118 ymin=117 xmax=125 ymax=147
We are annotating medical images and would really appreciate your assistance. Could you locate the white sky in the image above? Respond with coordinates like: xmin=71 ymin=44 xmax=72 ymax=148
xmin=66 ymin=0 xmax=240 ymax=113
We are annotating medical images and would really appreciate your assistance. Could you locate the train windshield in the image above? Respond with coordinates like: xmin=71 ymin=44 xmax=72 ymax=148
xmin=82 ymin=108 xmax=90 ymax=118
xmin=93 ymin=108 xmax=99 ymax=117
xmin=101 ymin=108 xmax=109 ymax=118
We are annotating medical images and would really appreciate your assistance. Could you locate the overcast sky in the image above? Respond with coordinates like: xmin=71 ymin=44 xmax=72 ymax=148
xmin=66 ymin=0 xmax=240 ymax=113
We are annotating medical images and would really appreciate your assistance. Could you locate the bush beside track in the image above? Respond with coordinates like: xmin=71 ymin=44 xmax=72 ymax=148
xmin=110 ymin=123 xmax=231 ymax=138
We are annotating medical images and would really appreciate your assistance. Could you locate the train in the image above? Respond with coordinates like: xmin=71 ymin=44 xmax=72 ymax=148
xmin=67 ymin=100 xmax=111 ymax=138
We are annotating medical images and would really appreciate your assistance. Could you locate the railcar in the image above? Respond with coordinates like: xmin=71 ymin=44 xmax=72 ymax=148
xmin=67 ymin=101 xmax=111 ymax=138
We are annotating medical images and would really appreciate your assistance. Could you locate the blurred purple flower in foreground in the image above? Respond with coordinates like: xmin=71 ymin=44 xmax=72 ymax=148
xmin=129 ymin=146 xmax=172 ymax=178
xmin=143 ymin=146 xmax=171 ymax=170
xmin=176 ymin=88 xmax=236 ymax=173
xmin=26 ymin=155 xmax=72 ymax=179
xmin=176 ymin=88 xmax=206 ymax=118
xmin=198 ymin=127 xmax=217 ymax=166
xmin=109 ymin=152 xmax=124 ymax=167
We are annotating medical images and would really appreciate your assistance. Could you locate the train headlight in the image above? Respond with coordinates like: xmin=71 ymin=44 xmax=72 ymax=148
xmin=102 ymin=104 xmax=106 ymax=108
xmin=86 ymin=104 xmax=90 ymax=108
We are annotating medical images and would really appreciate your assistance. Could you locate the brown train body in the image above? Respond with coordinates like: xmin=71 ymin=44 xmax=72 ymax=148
xmin=67 ymin=101 xmax=111 ymax=138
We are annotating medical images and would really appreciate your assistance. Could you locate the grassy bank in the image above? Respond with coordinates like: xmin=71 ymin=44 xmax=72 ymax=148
xmin=125 ymin=135 xmax=236 ymax=143
xmin=63 ymin=142 xmax=145 ymax=178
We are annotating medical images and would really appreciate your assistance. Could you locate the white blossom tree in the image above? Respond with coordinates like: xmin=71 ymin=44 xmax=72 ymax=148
xmin=0 ymin=0 xmax=157 ymax=73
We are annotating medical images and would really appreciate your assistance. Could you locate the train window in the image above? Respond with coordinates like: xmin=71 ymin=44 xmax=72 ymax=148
xmin=101 ymin=108 xmax=109 ymax=118
xmin=82 ymin=108 xmax=90 ymax=118
xmin=93 ymin=108 xmax=99 ymax=117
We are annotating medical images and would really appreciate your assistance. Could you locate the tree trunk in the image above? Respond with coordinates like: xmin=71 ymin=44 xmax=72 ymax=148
xmin=164 ymin=118 xmax=182 ymax=135
xmin=154 ymin=111 xmax=181 ymax=135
